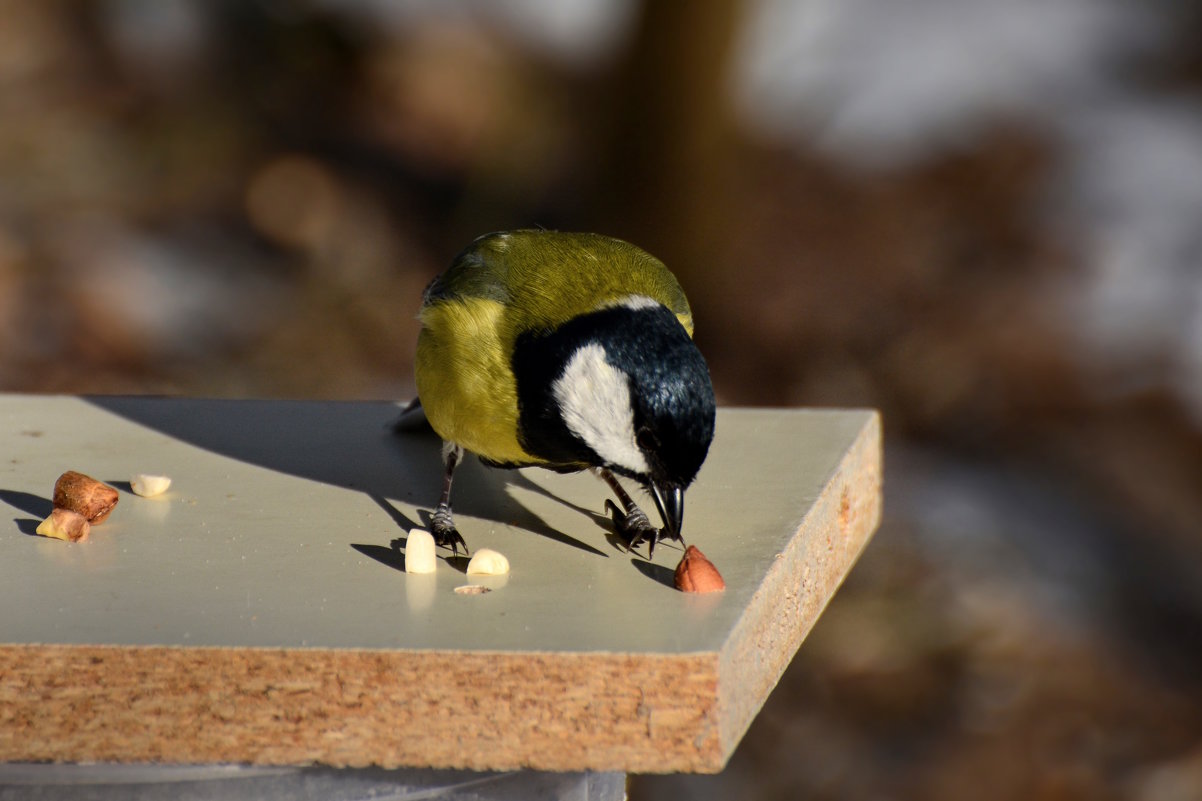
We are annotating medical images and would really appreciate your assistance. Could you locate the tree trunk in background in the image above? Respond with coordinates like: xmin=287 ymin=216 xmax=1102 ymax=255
xmin=596 ymin=0 xmax=745 ymax=314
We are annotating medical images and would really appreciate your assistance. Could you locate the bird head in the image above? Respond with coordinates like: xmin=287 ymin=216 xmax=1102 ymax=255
xmin=513 ymin=296 xmax=716 ymax=538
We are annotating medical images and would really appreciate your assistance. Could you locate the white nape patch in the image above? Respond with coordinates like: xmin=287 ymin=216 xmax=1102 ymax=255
xmin=552 ymin=343 xmax=649 ymax=475
xmin=601 ymin=294 xmax=661 ymax=313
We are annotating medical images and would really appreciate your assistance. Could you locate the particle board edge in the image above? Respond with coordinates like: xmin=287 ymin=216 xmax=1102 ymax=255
xmin=713 ymin=410 xmax=882 ymax=769
xmin=0 ymin=643 xmax=728 ymax=773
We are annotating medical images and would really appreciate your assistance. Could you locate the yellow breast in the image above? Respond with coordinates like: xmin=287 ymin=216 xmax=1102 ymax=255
xmin=415 ymin=297 xmax=545 ymax=467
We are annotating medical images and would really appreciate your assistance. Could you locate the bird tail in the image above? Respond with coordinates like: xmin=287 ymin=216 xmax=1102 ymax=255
xmin=390 ymin=397 xmax=431 ymax=433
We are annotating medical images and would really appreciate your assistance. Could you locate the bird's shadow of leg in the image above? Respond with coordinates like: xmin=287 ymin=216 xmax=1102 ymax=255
xmin=495 ymin=469 xmax=690 ymax=563
xmin=353 ymin=494 xmax=478 ymax=572
xmin=486 ymin=468 xmax=619 ymax=558
xmin=631 ymin=558 xmax=676 ymax=588
xmin=350 ymin=493 xmax=418 ymax=573
xmin=369 ymin=457 xmax=611 ymax=560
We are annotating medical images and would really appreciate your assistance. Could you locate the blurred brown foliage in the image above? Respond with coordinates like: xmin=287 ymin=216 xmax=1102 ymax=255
xmin=3 ymin=1 xmax=1202 ymax=798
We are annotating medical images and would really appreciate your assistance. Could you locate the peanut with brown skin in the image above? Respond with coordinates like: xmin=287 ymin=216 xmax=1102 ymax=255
xmin=674 ymin=545 xmax=725 ymax=593
xmin=53 ymin=471 xmax=119 ymax=524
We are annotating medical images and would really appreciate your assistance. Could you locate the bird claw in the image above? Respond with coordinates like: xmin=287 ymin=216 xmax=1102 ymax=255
xmin=605 ymin=499 xmax=663 ymax=558
xmin=431 ymin=503 xmax=469 ymax=556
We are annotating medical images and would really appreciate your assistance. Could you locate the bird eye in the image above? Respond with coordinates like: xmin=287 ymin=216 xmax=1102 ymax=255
xmin=636 ymin=428 xmax=658 ymax=452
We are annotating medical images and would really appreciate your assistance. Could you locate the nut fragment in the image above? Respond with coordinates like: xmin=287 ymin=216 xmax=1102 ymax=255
xmin=466 ymin=548 xmax=509 ymax=576
xmin=674 ymin=545 xmax=725 ymax=593
xmin=53 ymin=471 xmax=119 ymax=524
xmin=130 ymin=473 xmax=172 ymax=498
xmin=36 ymin=508 xmax=91 ymax=542
xmin=405 ymin=528 xmax=437 ymax=574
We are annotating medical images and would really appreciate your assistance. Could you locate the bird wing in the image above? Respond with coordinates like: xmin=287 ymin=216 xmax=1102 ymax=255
xmin=425 ymin=231 xmax=695 ymax=336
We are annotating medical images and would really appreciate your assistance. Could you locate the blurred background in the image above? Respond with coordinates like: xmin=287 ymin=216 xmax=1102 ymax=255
xmin=3 ymin=0 xmax=1202 ymax=797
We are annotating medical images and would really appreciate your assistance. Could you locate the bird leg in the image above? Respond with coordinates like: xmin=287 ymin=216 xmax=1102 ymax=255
xmin=597 ymin=468 xmax=663 ymax=557
xmin=430 ymin=442 xmax=469 ymax=555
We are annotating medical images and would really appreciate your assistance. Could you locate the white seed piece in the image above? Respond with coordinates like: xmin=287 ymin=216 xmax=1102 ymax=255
xmin=466 ymin=548 xmax=509 ymax=576
xmin=405 ymin=528 xmax=437 ymax=574
xmin=130 ymin=474 xmax=172 ymax=497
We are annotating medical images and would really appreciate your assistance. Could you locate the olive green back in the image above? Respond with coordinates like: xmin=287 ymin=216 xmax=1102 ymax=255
xmin=424 ymin=231 xmax=694 ymax=336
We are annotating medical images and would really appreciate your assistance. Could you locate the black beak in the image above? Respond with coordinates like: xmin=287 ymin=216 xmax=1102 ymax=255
xmin=649 ymin=483 xmax=685 ymax=542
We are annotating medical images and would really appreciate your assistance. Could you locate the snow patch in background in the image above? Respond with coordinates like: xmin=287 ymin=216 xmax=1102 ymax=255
xmin=731 ymin=0 xmax=1202 ymax=421
xmin=734 ymin=0 xmax=1160 ymax=166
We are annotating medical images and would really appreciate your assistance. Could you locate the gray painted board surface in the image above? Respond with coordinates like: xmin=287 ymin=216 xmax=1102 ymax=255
xmin=0 ymin=395 xmax=870 ymax=655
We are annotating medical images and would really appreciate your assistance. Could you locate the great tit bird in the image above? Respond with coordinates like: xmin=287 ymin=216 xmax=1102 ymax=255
xmin=410 ymin=230 xmax=716 ymax=557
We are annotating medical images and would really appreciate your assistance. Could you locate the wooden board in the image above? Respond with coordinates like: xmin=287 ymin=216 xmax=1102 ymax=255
xmin=0 ymin=396 xmax=881 ymax=773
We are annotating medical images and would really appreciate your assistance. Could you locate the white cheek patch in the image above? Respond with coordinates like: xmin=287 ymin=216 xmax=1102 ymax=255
xmin=552 ymin=343 xmax=649 ymax=475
